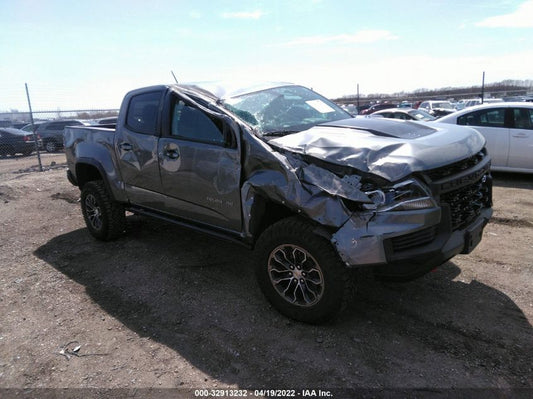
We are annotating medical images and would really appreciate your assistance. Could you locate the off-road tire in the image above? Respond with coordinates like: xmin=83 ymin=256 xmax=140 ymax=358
xmin=255 ymin=217 xmax=353 ymax=324
xmin=80 ymin=181 xmax=125 ymax=241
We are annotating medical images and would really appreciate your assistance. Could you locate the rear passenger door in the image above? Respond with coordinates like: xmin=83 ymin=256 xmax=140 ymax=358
xmin=116 ymin=89 xmax=164 ymax=204
xmin=157 ymin=93 xmax=242 ymax=232
xmin=508 ymin=107 xmax=533 ymax=170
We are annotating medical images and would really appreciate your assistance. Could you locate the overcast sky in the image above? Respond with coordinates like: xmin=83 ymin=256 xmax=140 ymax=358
xmin=2 ymin=0 xmax=532 ymax=111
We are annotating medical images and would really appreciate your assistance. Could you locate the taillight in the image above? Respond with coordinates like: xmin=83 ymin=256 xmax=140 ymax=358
xmin=23 ymin=135 xmax=30 ymax=142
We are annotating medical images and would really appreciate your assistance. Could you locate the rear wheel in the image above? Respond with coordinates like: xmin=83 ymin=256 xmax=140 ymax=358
xmin=80 ymin=181 xmax=125 ymax=241
xmin=45 ymin=140 xmax=59 ymax=153
xmin=255 ymin=217 xmax=352 ymax=324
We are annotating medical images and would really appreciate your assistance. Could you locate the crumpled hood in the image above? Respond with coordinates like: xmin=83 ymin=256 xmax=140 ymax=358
xmin=269 ymin=118 xmax=486 ymax=181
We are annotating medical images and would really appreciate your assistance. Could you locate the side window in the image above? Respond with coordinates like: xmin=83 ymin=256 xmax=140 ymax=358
xmin=395 ymin=113 xmax=408 ymax=120
xmin=458 ymin=112 xmax=476 ymax=125
xmin=126 ymin=91 xmax=161 ymax=135
xmin=458 ymin=108 xmax=505 ymax=127
xmin=512 ymin=108 xmax=533 ymax=130
xmin=170 ymin=100 xmax=225 ymax=145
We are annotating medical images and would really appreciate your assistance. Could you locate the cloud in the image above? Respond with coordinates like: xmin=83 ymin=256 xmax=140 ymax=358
xmin=221 ymin=10 xmax=264 ymax=20
xmin=277 ymin=30 xmax=398 ymax=47
xmin=476 ymin=0 xmax=533 ymax=28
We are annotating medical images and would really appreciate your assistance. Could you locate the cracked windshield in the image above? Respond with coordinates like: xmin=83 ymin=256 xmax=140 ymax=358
xmin=222 ymin=85 xmax=350 ymax=136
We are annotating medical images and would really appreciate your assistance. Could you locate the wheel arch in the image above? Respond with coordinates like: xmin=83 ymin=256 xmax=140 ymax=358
xmin=74 ymin=158 xmax=128 ymax=203
xmin=248 ymin=195 xmax=296 ymax=244
xmin=248 ymin=196 xmax=332 ymax=248
xmin=75 ymin=161 xmax=105 ymax=189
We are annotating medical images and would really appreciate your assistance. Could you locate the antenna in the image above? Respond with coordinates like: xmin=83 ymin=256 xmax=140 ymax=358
xmin=171 ymin=71 xmax=178 ymax=84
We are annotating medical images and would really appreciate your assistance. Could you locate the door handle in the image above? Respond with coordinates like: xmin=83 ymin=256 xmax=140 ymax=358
xmin=512 ymin=133 xmax=529 ymax=138
xmin=165 ymin=149 xmax=180 ymax=159
xmin=119 ymin=142 xmax=133 ymax=151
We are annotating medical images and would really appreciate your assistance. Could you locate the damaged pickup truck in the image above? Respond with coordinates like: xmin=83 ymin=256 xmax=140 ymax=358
xmin=64 ymin=82 xmax=492 ymax=323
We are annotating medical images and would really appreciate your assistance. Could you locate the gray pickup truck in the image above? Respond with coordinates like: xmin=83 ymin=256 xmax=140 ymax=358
xmin=64 ymin=82 xmax=492 ymax=323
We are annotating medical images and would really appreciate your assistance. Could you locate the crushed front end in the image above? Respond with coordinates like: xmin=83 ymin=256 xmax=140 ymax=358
xmin=332 ymin=149 xmax=492 ymax=280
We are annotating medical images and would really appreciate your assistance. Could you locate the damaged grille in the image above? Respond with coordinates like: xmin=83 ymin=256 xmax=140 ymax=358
xmin=440 ymin=175 xmax=492 ymax=230
xmin=425 ymin=149 xmax=487 ymax=181
xmin=424 ymin=150 xmax=492 ymax=231
xmin=391 ymin=226 xmax=437 ymax=252
xmin=386 ymin=149 xmax=491 ymax=255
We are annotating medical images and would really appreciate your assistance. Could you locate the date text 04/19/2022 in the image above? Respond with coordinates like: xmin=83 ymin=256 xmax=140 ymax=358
xmin=193 ymin=389 xmax=333 ymax=398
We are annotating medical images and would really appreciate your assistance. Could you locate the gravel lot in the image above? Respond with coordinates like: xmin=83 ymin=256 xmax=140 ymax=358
xmin=0 ymin=153 xmax=532 ymax=398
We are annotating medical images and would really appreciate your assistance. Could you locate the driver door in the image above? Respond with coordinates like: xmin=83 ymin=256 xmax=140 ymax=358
xmin=158 ymin=96 xmax=242 ymax=232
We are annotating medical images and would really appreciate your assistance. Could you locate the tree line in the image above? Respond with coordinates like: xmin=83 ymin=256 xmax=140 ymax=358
xmin=335 ymin=79 xmax=533 ymax=105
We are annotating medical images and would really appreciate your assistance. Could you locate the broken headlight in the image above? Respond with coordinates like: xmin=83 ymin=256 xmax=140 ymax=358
xmin=364 ymin=178 xmax=435 ymax=212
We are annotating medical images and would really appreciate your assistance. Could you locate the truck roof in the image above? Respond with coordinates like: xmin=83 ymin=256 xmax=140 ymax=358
xmin=175 ymin=81 xmax=298 ymax=100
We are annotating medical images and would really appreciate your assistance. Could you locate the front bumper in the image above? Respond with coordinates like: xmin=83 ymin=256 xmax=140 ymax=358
xmin=331 ymin=149 xmax=493 ymax=281
xmin=332 ymin=205 xmax=492 ymax=281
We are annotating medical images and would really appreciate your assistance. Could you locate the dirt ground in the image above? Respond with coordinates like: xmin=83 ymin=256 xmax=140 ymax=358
xmin=0 ymin=152 xmax=532 ymax=398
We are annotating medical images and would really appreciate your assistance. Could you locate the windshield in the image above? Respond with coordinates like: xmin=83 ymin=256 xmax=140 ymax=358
xmin=408 ymin=109 xmax=436 ymax=121
xmin=221 ymin=85 xmax=351 ymax=136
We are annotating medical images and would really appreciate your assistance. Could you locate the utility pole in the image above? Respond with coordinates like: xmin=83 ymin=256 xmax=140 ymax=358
xmin=25 ymin=83 xmax=43 ymax=172
xmin=481 ymin=71 xmax=485 ymax=103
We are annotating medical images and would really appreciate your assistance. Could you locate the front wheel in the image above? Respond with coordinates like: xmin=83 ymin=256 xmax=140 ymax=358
xmin=255 ymin=217 xmax=352 ymax=324
xmin=80 ymin=181 xmax=125 ymax=241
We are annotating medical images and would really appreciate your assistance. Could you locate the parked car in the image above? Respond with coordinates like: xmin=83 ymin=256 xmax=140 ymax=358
xmin=398 ymin=101 xmax=413 ymax=108
xmin=437 ymin=102 xmax=533 ymax=173
xmin=21 ymin=122 xmax=45 ymax=134
xmin=359 ymin=102 xmax=395 ymax=115
xmin=418 ymin=101 xmax=456 ymax=117
xmin=458 ymin=98 xmax=504 ymax=109
xmin=339 ymin=104 xmax=358 ymax=116
xmin=35 ymin=119 xmax=87 ymax=152
xmin=454 ymin=99 xmax=467 ymax=110
xmin=503 ymin=96 xmax=533 ymax=102
xmin=0 ymin=127 xmax=42 ymax=157
xmin=372 ymin=108 xmax=436 ymax=121
xmin=64 ymin=81 xmax=492 ymax=323
xmin=10 ymin=122 xmax=28 ymax=129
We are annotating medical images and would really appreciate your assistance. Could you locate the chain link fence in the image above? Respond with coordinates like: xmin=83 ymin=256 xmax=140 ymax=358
xmin=0 ymin=109 xmax=118 ymax=174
